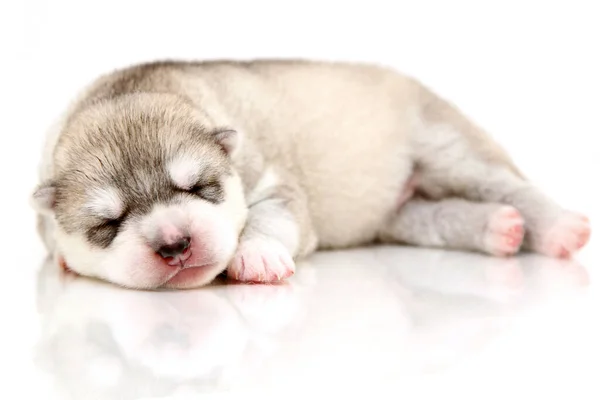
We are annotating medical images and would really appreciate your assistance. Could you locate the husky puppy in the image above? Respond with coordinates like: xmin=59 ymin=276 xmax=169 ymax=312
xmin=31 ymin=60 xmax=591 ymax=289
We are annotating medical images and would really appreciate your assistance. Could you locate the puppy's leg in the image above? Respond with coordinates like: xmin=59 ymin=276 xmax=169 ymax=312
xmin=380 ymin=197 xmax=525 ymax=256
xmin=410 ymin=83 xmax=591 ymax=257
xmin=227 ymin=170 xmax=317 ymax=283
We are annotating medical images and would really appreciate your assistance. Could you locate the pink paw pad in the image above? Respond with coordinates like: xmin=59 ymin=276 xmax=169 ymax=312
xmin=484 ymin=206 xmax=525 ymax=256
xmin=541 ymin=213 xmax=591 ymax=258
xmin=227 ymin=238 xmax=295 ymax=284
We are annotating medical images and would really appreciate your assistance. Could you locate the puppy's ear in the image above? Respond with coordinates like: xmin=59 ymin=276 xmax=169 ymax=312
xmin=31 ymin=181 xmax=57 ymax=214
xmin=213 ymin=128 xmax=240 ymax=156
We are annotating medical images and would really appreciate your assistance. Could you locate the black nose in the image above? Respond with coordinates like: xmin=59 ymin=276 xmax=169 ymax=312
xmin=157 ymin=237 xmax=191 ymax=259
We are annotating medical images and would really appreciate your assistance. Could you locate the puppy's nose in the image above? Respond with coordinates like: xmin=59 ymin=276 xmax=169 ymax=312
xmin=157 ymin=237 xmax=191 ymax=259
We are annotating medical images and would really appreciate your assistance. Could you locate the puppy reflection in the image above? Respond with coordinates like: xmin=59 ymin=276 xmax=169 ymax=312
xmin=370 ymin=246 xmax=590 ymax=301
xmin=34 ymin=247 xmax=591 ymax=394
xmin=34 ymin=258 xmax=304 ymax=399
xmin=304 ymin=247 xmax=591 ymax=373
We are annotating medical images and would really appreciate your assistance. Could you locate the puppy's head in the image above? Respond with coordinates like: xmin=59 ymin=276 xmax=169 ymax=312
xmin=32 ymin=94 xmax=248 ymax=289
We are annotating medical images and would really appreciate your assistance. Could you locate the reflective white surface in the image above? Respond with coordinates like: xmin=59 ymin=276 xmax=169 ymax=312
xmin=12 ymin=246 xmax=598 ymax=398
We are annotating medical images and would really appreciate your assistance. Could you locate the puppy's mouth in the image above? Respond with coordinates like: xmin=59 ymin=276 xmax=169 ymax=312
xmin=162 ymin=262 xmax=219 ymax=288
xmin=164 ymin=249 xmax=193 ymax=267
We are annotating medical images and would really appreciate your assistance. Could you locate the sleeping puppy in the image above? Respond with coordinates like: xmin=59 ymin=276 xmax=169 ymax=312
xmin=31 ymin=59 xmax=591 ymax=289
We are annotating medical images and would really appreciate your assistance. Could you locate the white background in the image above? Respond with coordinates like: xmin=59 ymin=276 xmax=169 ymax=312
xmin=2 ymin=0 xmax=600 ymax=398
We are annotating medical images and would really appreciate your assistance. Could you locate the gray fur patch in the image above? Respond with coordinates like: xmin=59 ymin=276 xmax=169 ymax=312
xmin=52 ymin=94 xmax=231 ymax=249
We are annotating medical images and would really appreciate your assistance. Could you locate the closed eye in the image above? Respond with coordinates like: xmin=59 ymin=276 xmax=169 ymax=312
xmin=187 ymin=182 xmax=224 ymax=204
xmin=87 ymin=217 xmax=124 ymax=248
xmin=98 ymin=217 xmax=123 ymax=229
xmin=85 ymin=207 xmax=129 ymax=248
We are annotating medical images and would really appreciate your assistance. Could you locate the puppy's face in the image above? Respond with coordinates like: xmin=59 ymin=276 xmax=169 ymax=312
xmin=32 ymin=96 xmax=248 ymax=289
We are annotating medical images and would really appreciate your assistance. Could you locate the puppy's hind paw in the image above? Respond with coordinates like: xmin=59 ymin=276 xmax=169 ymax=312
xmin=538 ymin=213 xmax=591 ymax=258
xmin=483 ymin=206 xmax=525 ymax=256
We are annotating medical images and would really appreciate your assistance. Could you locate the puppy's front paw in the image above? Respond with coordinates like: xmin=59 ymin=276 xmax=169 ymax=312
xmin=227 ymin=238 xmax=295 ymax=283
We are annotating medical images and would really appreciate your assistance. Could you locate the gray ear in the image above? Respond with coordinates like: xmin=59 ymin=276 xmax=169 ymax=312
xmin=213 ymin=129 xmax=239 ymax=156
xmin=31 ymin=182 xmax=57 ymax=214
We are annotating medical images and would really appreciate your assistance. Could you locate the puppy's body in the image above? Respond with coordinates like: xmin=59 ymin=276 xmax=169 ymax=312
xmin=33 ymin=60 xmax=591 ymax=289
